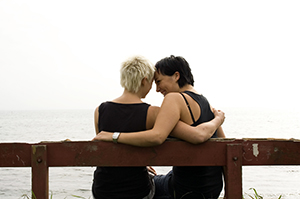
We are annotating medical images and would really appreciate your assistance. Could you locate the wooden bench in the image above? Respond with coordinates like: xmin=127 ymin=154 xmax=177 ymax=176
xmin=1 ymin=138 xmax=300 ymax=199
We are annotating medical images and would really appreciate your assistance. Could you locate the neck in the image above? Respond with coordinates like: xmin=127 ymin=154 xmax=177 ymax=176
xmin=179 ymin=84 xmax=197 ymax=93
xmin=113 ymin=89 xmax=143 ymax=103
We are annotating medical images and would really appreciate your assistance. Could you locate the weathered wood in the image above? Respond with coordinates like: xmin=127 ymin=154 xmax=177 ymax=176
xmin=45 ymin=140 xmax=234 ymax=167
xmin=225 ymin=144 xmax=243 ymax=198
xmin=0 ymin=143 xmax=31 ymax=167
xmin=1 ymin=138 xmax=300 ymax=199
xmin=242 ymin=139 xmax=300 ymax=165
xmin=2 ymin=139 xmax=300 ymax=167
xmin=31 ymin=145 xmax=48 ymax=199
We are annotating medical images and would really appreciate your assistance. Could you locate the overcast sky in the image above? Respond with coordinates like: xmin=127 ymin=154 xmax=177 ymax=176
xmin=1 ymin=0 xmax=299 ymax=111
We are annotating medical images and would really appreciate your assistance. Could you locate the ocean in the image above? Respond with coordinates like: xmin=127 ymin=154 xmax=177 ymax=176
xmin=0 ymin=108 xmax=299 ymax=199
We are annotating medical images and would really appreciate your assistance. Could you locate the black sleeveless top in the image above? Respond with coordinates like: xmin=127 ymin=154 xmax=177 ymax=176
xmin=171 ymin=91 xmax=223 ymax=199
xmin=92 ymin=102 xmax=152 ymax=199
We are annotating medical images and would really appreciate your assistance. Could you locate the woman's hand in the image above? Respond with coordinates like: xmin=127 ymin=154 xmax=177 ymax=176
xmin=147 ymin=166 xmax=157 ymax=175
xmin=212 ymin=108 xmax=225 ymax=126
xmin=92 ymin=131 xmax=113 ymax=142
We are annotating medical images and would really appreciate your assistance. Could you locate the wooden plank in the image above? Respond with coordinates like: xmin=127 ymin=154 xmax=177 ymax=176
xmin=31 ymin=145 xmax=48 ymax=199
xmin=0 ymin=143 xmax=31 ymax=167
xmin=225 ymin=144 xmax=243 ymax=199
xmin=44 ymin=140 xmax=235 ymax=167
xmin=242 ymin=139 xmax=300 ymax=165
xmin=1 ymin=139 xmax=300 ymax=167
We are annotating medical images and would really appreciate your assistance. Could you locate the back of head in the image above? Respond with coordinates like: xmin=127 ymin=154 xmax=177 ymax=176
xmin=120 ymin=56 xmax=155 ymax=93
xmin=155 ymin=55 xmax=194 ymax=87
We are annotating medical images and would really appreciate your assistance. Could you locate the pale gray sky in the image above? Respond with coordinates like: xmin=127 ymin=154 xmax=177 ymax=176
xmin=1 ymin=0 xmax=299 ymax=110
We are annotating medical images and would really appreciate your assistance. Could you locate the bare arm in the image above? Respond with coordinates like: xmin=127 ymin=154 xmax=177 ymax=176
xmin=170 ymin=108 xmax=225 ymax=144
xmin=209 ymin=105 xmax=226 ymax=138
xmin=94 ymin=107 xmax=99 ymax=135
xmin=93 ymin=94 xmax=181 ymax=146
xmin=216 ymin=126 xmax=225 ymax=138
xmin=93 ymin=94 xmax=225 ymax=146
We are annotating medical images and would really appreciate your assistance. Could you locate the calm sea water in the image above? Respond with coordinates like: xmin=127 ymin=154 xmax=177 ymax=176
xmin=0 ymin=108 xmax=299 ymax=199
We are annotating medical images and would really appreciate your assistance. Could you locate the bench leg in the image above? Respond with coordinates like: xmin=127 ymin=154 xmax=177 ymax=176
xmin=31 ymin=145 xmax=49 ymax=199
xmin=224 ymin=144 xmax=243 ymax=198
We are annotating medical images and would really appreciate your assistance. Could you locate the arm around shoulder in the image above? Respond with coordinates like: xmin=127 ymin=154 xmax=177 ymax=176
xmin=170 ymin=108 xmax=225 ymax=144
xmin=95 ymin=94 xmax=182 ymax=146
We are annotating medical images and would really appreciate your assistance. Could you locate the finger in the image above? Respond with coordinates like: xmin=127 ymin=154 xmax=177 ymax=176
xmin=147 ymin=166 xmax=157 ymax=175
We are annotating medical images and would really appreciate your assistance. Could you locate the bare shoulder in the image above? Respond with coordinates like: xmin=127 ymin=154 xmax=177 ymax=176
xmin=148 ymin=105 xmax=160 ymax=114
xmin=163 ymin=92 xmax=183 ymax=102
xmin=94 ymin=106 xmax=100 ymax=134
xmin=94 ymin=106 xmax=100 ymax=126
xmin=147 ymin=105 xmax=160 ymax=121
xmin=94 ymin=106 xmax=99 ymax=116
xmin=146 ymin=105 xmax=160 ymax=129
xmin=162 ymin=93 xmax=186 ymax=107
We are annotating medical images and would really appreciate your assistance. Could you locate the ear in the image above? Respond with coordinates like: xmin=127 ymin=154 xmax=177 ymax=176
xmin=141 ymin=77 xmax=147 ymax=86
xmin=173 ymin=71 xmax=180 ymax=82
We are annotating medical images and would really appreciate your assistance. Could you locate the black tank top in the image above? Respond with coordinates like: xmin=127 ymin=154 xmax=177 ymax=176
xmin=92 ymin=102 xmax=151 ymax=199
xmin=171 ymin=91 xmax=223 ymax=199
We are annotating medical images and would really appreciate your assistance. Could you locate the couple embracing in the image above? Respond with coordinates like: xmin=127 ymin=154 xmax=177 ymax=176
xmin=92 ymin=55 xmax=225 ymax=199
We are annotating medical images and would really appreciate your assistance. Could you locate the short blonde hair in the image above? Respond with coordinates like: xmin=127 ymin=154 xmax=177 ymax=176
xmin=120 ymin=56 xmax=155 ymax=93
